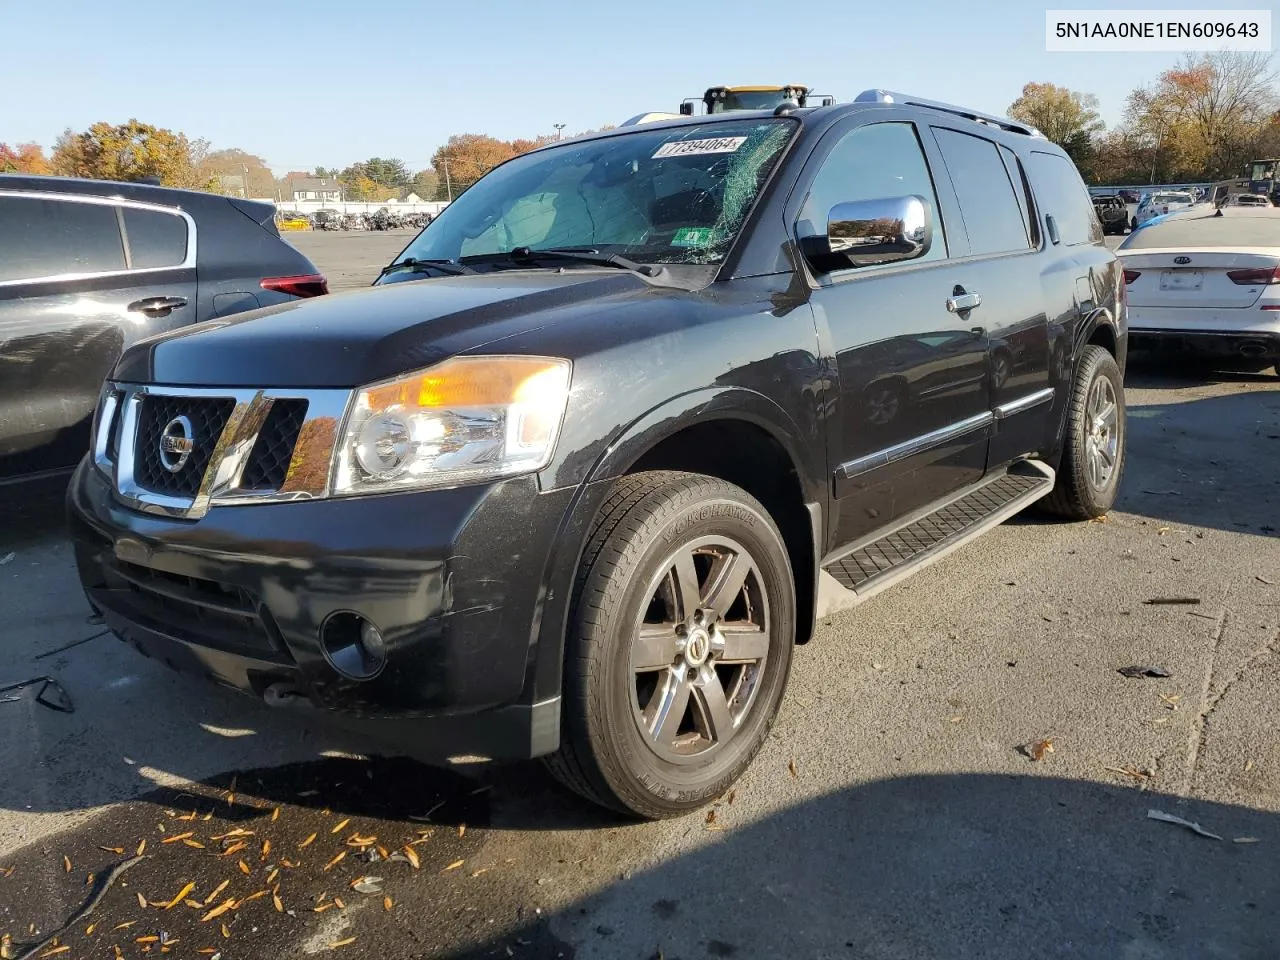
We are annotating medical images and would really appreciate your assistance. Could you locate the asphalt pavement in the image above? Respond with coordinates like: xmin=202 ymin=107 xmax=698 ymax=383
xmin=1 ymin=230 xmax=1277 ymax=960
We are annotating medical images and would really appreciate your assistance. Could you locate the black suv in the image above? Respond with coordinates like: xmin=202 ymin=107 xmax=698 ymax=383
xmin=0 ymin=175 xmax=328 ymax=483
xmin=67 ymin=91 xmax=1127 ymax=820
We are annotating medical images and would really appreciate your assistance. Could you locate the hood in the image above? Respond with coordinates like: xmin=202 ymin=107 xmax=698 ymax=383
xmin=113 ymin=270 xmax=664 ymax=388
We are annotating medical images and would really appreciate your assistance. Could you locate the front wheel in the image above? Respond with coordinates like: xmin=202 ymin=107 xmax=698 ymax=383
xmin=1042 ymin=345 xmax=1126 ymax=520
xmin=545 ymin=471 xmax=796 ymax=820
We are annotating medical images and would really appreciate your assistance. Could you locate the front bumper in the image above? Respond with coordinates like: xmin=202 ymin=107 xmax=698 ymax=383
xmin=67 ymin=460 xmax=576 ymax=759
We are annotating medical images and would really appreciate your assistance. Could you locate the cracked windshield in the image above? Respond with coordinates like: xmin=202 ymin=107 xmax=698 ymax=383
xmin=396 ymin=118 xmax=794 ymax=266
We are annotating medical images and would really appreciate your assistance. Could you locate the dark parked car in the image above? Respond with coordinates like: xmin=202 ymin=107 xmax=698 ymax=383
xmin=68 ymin=91 xmax=1127 ymax=820
xmin=1092 ymin=195 xmax=1129 ymax=234
xmin=0 ymin=175 xmax=328 ymax=482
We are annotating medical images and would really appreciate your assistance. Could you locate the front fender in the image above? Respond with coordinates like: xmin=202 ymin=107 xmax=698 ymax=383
xmin=521 ymin=385 xmax=826 ymax=704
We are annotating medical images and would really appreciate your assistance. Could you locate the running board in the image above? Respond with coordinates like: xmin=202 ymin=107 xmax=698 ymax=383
xmin=817 ymin=460 xmax=1055 ymax=617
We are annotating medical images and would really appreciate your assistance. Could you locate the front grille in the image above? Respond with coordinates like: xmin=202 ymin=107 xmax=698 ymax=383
xmin=240 ymin=400 xmax=308 ymax=490
xmin=108 ymin=559 xmax=285 ymax=659
xmin=133 ymin=395 xmax=235 ymax=498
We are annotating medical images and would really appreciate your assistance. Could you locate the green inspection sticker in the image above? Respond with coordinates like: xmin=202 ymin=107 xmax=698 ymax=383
xmin=671 ymin=227 xmax=714 ymax=247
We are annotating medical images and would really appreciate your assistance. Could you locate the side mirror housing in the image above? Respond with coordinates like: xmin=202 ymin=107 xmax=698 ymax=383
xmin=803 ymin=195 xmax=933 ymax=271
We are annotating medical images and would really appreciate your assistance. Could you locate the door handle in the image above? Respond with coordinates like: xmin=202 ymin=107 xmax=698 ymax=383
xmin=946 ymin=291 xmax=982 ymax=313
xmin=127 ymin=296 xmax=188 ymax=318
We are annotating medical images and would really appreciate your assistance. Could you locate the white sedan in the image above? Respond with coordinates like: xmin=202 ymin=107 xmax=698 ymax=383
xmin=1117 ymin=207 xmax=1280 ymax=375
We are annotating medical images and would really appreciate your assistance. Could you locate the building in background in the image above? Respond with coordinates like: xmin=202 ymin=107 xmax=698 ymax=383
xmin=288 ymin=177 xmax=342 ymax=202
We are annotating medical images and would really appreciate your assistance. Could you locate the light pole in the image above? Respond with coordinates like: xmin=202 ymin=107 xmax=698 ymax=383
xmin=554 ymin=123 xmax=566 ymax=141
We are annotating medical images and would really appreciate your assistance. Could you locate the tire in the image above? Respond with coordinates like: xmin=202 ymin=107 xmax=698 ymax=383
xmin=1042 ymin=345 xmax=1126 ymax=520
xmin=544 ymin=471 xmax=796 ymax=820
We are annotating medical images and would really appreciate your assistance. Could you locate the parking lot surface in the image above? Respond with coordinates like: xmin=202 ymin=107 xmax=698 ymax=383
xmin=1 ymin=232 xmax=1277 ymax=960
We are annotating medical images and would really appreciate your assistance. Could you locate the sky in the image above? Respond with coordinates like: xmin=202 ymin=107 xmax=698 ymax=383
xmin=0 ymin=0 xmax=1247 ymax=176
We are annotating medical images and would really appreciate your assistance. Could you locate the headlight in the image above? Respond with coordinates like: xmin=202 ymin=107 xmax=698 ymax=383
xmin=331 ymin=355 xmax=572 ymax=496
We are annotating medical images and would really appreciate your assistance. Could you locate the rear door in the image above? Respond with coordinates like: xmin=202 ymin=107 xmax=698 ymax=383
xmin=0 ymin=192 xmax=197 ymax=479
xmin=925 ymin=125 xmax=1052 ymax=471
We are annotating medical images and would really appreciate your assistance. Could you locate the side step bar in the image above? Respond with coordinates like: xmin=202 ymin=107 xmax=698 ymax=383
xmin=817 ymin=460 xmax=1056 ymax=617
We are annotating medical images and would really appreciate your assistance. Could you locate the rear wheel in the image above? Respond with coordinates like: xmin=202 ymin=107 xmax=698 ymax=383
xmin=1042 ymin=345 xmax=1126 ymax=520
xmin=545 ymin=471 xmax=795 ymax=820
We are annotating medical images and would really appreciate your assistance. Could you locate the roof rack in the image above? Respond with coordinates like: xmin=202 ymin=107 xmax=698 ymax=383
xmin=853 ymin=89 xmax=1045 ymax=138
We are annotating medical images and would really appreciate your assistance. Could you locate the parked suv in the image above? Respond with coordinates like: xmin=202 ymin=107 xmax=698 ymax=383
xmin=0 ymin=175 xmax=328 ymax=482
xmin=1092 ymin=195 xmax=1129 ymax=235
xmin=68 ymin=91 xmax=1127 ymax=819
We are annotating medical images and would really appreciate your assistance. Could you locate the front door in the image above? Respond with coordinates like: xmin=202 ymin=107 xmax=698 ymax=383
xmin=792 ymin=117 xmax=992 ymax=549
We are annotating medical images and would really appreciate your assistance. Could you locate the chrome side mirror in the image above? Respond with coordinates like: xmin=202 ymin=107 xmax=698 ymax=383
xmin=822 ymin=195 xmax=933 ymax=268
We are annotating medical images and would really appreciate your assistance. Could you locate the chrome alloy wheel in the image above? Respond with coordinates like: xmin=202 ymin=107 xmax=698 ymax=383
xmin=1085 ymin=375 xmax=1119 ymax=489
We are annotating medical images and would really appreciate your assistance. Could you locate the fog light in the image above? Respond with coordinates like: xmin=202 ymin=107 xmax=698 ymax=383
xmin=320 ymin=611 xmax=387 ymax=680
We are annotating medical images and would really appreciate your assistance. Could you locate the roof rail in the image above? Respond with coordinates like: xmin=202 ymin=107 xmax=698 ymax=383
xmin=853 ymin=89 xmax=1046 ymax=138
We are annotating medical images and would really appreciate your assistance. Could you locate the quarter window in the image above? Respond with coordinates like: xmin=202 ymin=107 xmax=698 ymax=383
xmin=0 ymin=196 xmax=126 ymax=283
xmin=1025 ymin=151 xmax=1097 ymax=246
xmin=123 ymin=207 xmax=188 ymax=269
xmin=796 ymin=121 xmax=947 ymax=268
xmin=932 ymin=127 xmax=1031 ymax=255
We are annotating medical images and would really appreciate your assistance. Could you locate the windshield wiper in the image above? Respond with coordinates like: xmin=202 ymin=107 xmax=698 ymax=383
xmin=461 ymin=247 xmax=666 ymax=278
xmin=378 ymin=257 xmax=476 ymax=278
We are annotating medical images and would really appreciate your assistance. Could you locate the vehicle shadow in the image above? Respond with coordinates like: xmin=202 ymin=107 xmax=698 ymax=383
xmin=440 ymin=773 xmax=1280 ymax=960
xmin=0 ymin=472 xmax=73 ymax=552
xmin=1013 ymin=368 xmax=1279 ymax=538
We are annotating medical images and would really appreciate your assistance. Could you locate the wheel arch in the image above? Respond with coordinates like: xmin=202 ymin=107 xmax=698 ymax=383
xmin=525 ymin=387 xmax=826 ymax=709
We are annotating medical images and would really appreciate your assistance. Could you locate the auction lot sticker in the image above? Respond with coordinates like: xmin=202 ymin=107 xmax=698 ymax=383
xmin=653 ymin=137 xmax=747 ymax=159
xmin=1045 ymin=9 xmax=1271 ymax=51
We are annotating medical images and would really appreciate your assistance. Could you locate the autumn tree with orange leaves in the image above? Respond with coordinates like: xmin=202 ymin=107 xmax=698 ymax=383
xmin=0 ymin=142 xmax=52 ymax=174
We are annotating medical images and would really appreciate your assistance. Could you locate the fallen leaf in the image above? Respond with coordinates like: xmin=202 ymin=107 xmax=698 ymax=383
xmin=1159 ymin=693 xmax=1181 ymax=710
xmin=203 ymin=880 xmax=231 ymax=906
xmin=402 ymin=846 xmax=420 ymax=870
xmin=323 ymin=851 xmax=347 ymax=872
xmin=334 ymin=897 xmax=346 ymax=909
xmin=62 ymin=855 xmax=72 ymax=873
xmin=1246 ymin=760 xmax=1255 ymax=772
xmin=39 ymin=947 xmax=70 ymax=957
xmin=136 ymin=840 xmax=147 ymax=856
xmin=350 ymin=876 xmax=384 ymax=894
xmin=238 ymin=860 xmax=251 ymax=876
xmin=99 ymin=846 xmax=124 ymax=855
xmin=727 ymin=790 xmax=737 ymax=805
xmin=112 ymin=922 xmax=136 ymax=931
xmin=238 ymin=890 xmax=268 ymax=907
xmin=1233 ymin=836 xmax=1261 ymax=844
xmin=1023 ymin=738 xmax=1055 ymax=761
xmin=220 ymin=842 xmax=247 ymax=858
xmin=273 ymin=888 xmax=283 ymax=912
xmin=271 ymin=807 xmax=280 ymax=822
xmin=201 ymin=899 xmax=236 ymax=922
xmin=445 ymin=859 xmax=465 ymax=871
xmin=1147 ymin=808 xmax=1222 ymax=840
xmin=137 ymin=892 xmax=148 ymax=909
xmin=266 ymin=869 xmax=279 ymax=885
xmin=220 ymin=924 xmax=231 ymax=939
xmin=211 ymin=829 xmax=254 ymax=841
xmin=458 ymin=824 xmax=466 ymax=838
xmin=136 ymin=936 xmax=160 ymax=944
xmin=159 ymin=830 xmax=194 ymax=845
xmin=788 ymin=759 xmax=798 ymax=778
xmin=328 ymin=938 xmax=356 ymax=949
xmin=184 ymin=839 xmax=205 ymax=849
xmin=299 ymin=833 xmax=317 ymax=850
xmin=260 ymin=840 xmax=271 ymax=861
xmin=0 ymin=866 xmax=12 ymax=879
xmin=184 ymin=901 xmax=202 ymax=909
xmin=705 ymin=809 xmax=717 ymax=825
xmin=471 ymin=868 xmax=489 ymax=878
xmin=331 ymin=819 xmax=351 ymax=834
xmin=86 ymin=924 xmax=96 ymax=935
xmin=383 ymin=896 xmax=393 ymax=911
xmin=949 ymin=716 xmax=964 ymax=723
xmin=163 ymin=882 xmax=197 ymax=910
xmin=281 ymin=858 xmax=299 ymax=869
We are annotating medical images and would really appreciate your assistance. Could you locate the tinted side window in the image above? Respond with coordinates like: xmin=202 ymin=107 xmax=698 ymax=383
xmin=797 ymin=121 xmax=947 ymax=266
xmin=123 ymin=207 xmax=188 ymax=269
xmin=1000 ymin=145 xmax=1039 ymax=246
xmin=1025 ymin=151 xmax=1096 ymax=246
xmin=931 ymin=127 xmax=1030 ymax=256
xmin=0 ymin=196 xmax=126 ymax=282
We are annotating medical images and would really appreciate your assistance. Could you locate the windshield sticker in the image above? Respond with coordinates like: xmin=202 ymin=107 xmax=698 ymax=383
xmin=652 ymin=137 xmax=747 ymax=159
xmin=671 ymin=227 xmax=715 ymax=247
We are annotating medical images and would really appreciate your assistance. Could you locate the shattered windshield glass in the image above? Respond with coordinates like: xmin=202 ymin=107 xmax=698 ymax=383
xmin=397 ymin=118 xmax=796 ymax=267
